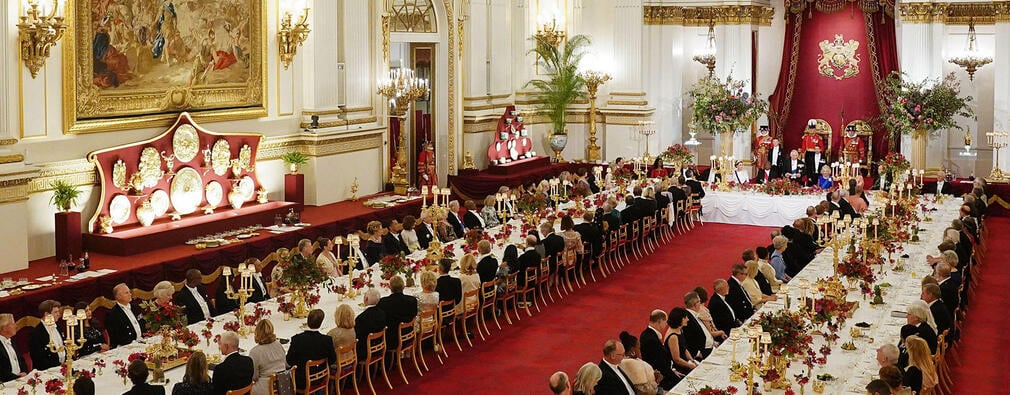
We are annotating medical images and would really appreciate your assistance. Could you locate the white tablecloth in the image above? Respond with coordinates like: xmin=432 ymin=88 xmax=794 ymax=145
xmin=672 ymin=196 xmax=958 ymax=394
xmin=701 ymin=190 xmax=823 ymax=227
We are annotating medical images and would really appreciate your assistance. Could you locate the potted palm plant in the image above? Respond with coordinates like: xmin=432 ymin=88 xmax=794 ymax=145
xmin=526 ymin=34 xmax=590 ymax=162
xmin=281 ymin=151 xmax=309 ymax=174
xmin=50 ymin=180 xmax=83 ymax=261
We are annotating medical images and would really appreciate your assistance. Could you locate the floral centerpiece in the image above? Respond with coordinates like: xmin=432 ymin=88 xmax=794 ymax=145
xmin=276 ymin=252 xmax=328 ymax=317
xmin=172 ymin=328 xmax=200 ymax=349
xmin=689 ymin=75 xmax=768 ymax=134
xmin=690 ymin=386 xmax=738 ymax=395
xmin=880 ymin=152 xmax=910 ymax=179
xmin=139 ymin=300 xmax=187 ymax=335
xmin=659 ymin=144 xmax=694 ymax=166
xmin=812 ymin=297 xmax=857 ymax=325
xmin=837 ymin=256 xmax=877 ymax=285
xmin=760 ymin=178 xmax=805 ymax=196
xmin=880 ymin=72 xmax=973 ymax=135
xmin=516 ymin=193 xmax=548 ymax=216
xmin=755 ymin=310 xmax=813 ymax=359
xmin=378 ymin=253 xmax=410 ymax=281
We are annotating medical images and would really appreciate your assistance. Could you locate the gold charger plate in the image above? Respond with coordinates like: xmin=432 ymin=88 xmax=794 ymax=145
xmin=173 ymin=124 xmax=200 ymax=163
xmin=171 ymin=167 xmax=203 ymax=215
xmin=109 ymin=194 xmax=131 ymax=225
xmin=238 ymin=176 xmax=255 ymax=201
xmin=150 ymin=189 xmax=170 ymax=216
xmin=138 ymin=147 xmax=163 ymax=188
xmin=211 ymin=139 xmax=231 ymax=176
xmin=205 ymin=181 xmax=223 ymax=207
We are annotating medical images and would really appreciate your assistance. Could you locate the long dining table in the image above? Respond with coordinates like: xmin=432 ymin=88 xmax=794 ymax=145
xmin=670 ymin=194 xmax=959 ymax=395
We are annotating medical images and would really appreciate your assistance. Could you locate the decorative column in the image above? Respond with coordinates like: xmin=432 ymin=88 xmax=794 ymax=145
xmin=898 ymin=3 xmax=945 ymax=169
xmin=994 ymin=19 xmax=1010 ymax=174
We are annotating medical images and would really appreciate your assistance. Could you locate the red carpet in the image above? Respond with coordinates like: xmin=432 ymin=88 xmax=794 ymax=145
xmin=949 ymin=217 xmax=1010 ymax=393
xmin=368 ymin=223 xmax=773 ymax=395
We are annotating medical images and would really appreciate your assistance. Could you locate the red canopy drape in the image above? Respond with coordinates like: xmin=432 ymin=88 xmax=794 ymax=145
xmin=767 ymin=5 xmax=899 ymax=164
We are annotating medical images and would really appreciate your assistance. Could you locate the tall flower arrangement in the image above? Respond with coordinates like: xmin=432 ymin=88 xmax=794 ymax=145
xmin=658 ymin=144 xmax=694 ymax=166
xmin=880 ymin=152 xmax=910 ymax=177
xmin=880 ymin=72 xmax=973 ymax=135
xmin=689 ymin=76 xmax=768 ymax=134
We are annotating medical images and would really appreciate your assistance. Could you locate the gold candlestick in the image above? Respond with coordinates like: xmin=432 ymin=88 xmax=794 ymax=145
xmin=223 ymin=264 xmax=256 ymax=336
xmin=47 ymin=308 xmax=86 ymax=395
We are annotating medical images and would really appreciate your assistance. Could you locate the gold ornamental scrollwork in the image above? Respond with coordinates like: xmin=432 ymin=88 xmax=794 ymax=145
xmin=899 ymin=2 xmax=1010 ymax=25
xmin=817 ymin=34 xmax=861 ymax=80
xmin=644 ymin=5 xmax=774 ymax=26
xmin=211 ymin=139 xmax=232 ymax=176
xmin=138 ymin=147 xmax=164 ymax=189
xmin=112 ymin=159 xmax=127 ymax=190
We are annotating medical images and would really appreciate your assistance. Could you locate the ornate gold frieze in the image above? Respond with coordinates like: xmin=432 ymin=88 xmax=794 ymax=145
xmin=298 ymin=116 xmax=379 ymax=130
xmin=0 ymin=177 xmax=33 ymax=204
xmin=446 ymin=0 xmax=457 ymax=174
xmin=899 ymin=2 xmax=1010 ymax=25
xmin=257 ymin=131 xmax=385 ymax=160
xmin=0 ymin=139 xmax=18 ymax=146
xmin=0 ymin=154 xmax=25 ymax=164
xmin=644 ymin=5 xmax=774 ymax=26
xmin=606 ymin=99 xmax=650 ymax=106
xmin=28 ymin=160 xmax=97 ymax=192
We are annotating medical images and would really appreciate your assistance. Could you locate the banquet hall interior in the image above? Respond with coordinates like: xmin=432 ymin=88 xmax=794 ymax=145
xmin=0 ymin=0 xmax=1007 ymax=393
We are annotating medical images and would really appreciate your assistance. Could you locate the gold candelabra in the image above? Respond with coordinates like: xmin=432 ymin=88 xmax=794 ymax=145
xmin=350 ymin=177 xmax=359 ymax=201
xmin=495 ymin=193 xmax=514 ymax=237
xmin=986 ymin=130 xmax=1008 ymax=181
xmin=278 ymin=4 xmax=311 ymax=69
xmin=709 ymin=155 xmax=735 ymax=190
xmin=222 ymin=263 xmax=257 ymax=336
xmin=378 ymin=68 xmax=430 ymax=195
xmin=46 ymin=308 xmax=86 ymax=395
xmin=637 ymin=121 xmax=657 ymax=164
xmin=534 ymin=15 xmax=566 ymax=47
xmin=580 ymin=70 xmax=612 ymax=161
xmin=18 ymin=0 xmax=67 ymax=79
xmin=728 ymin=325 xmax=773 ymax=395
xmin=341 ymin=234 xmax=362 ymax=299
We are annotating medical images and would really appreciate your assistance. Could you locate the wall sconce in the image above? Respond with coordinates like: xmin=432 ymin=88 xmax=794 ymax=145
xmin=17 ymin=0 xmax=67 ymax=79
xmin=278 ymin=1 xmax=311 ymax=70
xmin=535 ymin=8 xmax=566 ymax=47
xmin=947 ymin=19 xmax=991 ymax=81
xmin=692 ymin=22 xmax=717 ymax=77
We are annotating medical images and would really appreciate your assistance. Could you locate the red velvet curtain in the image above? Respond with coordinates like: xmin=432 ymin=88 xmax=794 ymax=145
xmin=766 ymin=6 xmax=899 ymax=163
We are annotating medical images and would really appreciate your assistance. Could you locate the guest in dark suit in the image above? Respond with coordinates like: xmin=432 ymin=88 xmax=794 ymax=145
xmin=175 ymin=269 xmax=215 ymax=325
xmin=755 ymin=161 xmax=779 ymax=184
xmin=620 ymin=195 xmax=641 ymax=230
xmin=415 ymin=213 xmax=437 ymax=250
xmin=106 ymin=283 xmax=147 ymax=348
xmin=124 ymin=359 xmax=166 ymax=395
xmin=382 ymin=220 xmax=410 ymax=256
xmin=683 ymin=291 xmax=719 ymax=359
xmin=708 ymin=280 xmax=742 ymax=335
xmin=634 ymin=186 xmax=658 ymax=218
xmin=669 ymin=180 xmax=690 ymax=217
xmin=286 ymin=309 xmax=337 ymax=390
xmin=595 ymin=339 xmax=636 ymax=395
xmin=446 ymin=201 xmax=466 ymax=237
xmin=928 ymin=170 xmax=954 ymax=195
xmin=462 ymin=200 xmax=486 ymax=230
xmin=361 ymin=222 xmax=387 ymax=266
xmin=541 ymin=222 xmax=566 ymax=269
xmin=434 ymin=258 xmax=463 ymax=307
xmin=517 ymin=236 xmax=542 ymax=288
xmin=935 ymin=262 xmax=960 ymax=310
xmin=726 ymin=264 xmax=756 ymax=321
xmin=354 ymin=289 xmax=387 ymax=359
xmin=767 ymin=138 xmax=786 ymax=173
xmin=922 ymin=284 xmax=952 ymax=337
xmin=29 ymin=300 xmax=66 ymax=371
xmin=683 ymin=170 xmax=705 ymax=199
xmin=873 ymin=165 xmax=894 ymax=191
xmin=599 ymin=203 xmax=622 ymax=235
xmin=574 ymin=211 xmax=603 ymax=257
xmin=246 ymin=261 xmax=271 ymax=304
xmin=376 ymin=276 xmax=418 ymax=350
xmin=0 ymin=314 xmax=27 ymax=382
xmin=804 ymin=146 xmax=827 ymax=186
xmin=639 ymin=310 xmax=676 ymax=389
xmin=215 ymin=273 xmax=239 ymax=316
xmin=212 ymin=331 xmax=254 ymax=395
xmin=475 ymin=241 xmax=500 ymax=284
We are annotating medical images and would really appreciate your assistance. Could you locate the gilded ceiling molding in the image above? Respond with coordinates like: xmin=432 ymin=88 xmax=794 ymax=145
xmin=785 ymin=0 xmax=895 ymax=16
xmin=257 ymin=130 xmax=386 ymax=160
xmin=28 ymin=160 xmax=97 ymax=192
xmin=643 ymin=5 xmax=774 ymax=26
xmin=899 ymin=2 xmax=1010 ymax=25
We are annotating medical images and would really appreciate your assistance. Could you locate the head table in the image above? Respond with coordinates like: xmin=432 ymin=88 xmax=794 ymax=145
xmin=700 ymin=189 xmax=823 ymax=227
xmin=671 ymin=194 xmax=958 ymax=395
xmin=4 ymin=181 xmax=656 ymax=392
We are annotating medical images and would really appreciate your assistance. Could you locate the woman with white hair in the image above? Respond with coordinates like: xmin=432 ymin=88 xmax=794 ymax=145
xmin=152 ymin=281 xmax=175 ymax=305
xmin=572 ymin=362 xmax=602 ymax=395
xmin=905 ymin=300 xmax=938 ymax=353
xmin=145 ymin=280 xmax=187 ymax=330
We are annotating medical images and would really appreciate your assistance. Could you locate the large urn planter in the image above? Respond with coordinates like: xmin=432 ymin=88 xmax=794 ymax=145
xmin=549 ymin=133 xmax=568 ymax=162
xmin=911 ymin=129 xmax=928 ymax=170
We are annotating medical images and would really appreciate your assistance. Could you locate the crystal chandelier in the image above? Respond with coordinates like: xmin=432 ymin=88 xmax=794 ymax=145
xmin=692 ymin=22 xmax=717 ymax=77
xmin=947 ymin=20 xmax=991 ymax=81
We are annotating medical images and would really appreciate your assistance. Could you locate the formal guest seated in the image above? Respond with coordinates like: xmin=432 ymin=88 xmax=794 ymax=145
xmin=286 ymin=309 xmax=336 ymax=391
xmin=463 ymin=200 xmax=486 ymax=230
xmin=905 ymin=301 xmax=938 ymax=353
xmin=481 ymin=195 xmax=501 ymax=228
xmin=458 ymin=255 xmax=481 ymax=304
xmin=879 ymin=364 xmax=913 ymax=395
xmin=574 ymin=211 xmax=603 ymax=258
xmin=684 ymin=291 xmax=721 ymax=360
xmin=845 ymin=178 xmax=869 ymax=214
xmin=124 ymin=359 xmax=166 ymax=395
xmin=732 ymin=161 xmax=751 ymax=184
xmin=726 ymin=264 xmax=756 ymax=320
xmin=877 ymin=343 xmax=900 ymax=368
xmin=354 ymin=289 xmax=386 ymax=359
xmin=382 ymin=220 xmax=410 ymax=256
xmin=755 ymin=247 xmax=782 ymax=292
xmin=549 ymin=371 xmax=570 ymax=395
xmin=73 ymin=377 xmax=95 ymax=395
xmin=903 ymin=336 xmax=937 ymax=395
xmin=817 ymin=164 xmax=833 ymax=189
xmin=377 ymin=276 xmax=419 ymax=350
xmin=362 ymin=222 xmax=387 ymax=265
xmin=666 ymin=307 xmax=699 ymax=377
xmin=742 ymin=260 xmax=777 ymax=309
xmin=475 ymin=240 xmax=499 ymax=284
xmin=315 ymin=237 xmax=340 ymax=277
xmin=639 ymin=309 xmax=675 ymax=390
xmin=401 ymin=215 xmax=421 ymax=253
xmin=649 ymin=157 xmax=667 ymax=178
xmin=417 ymin=271 xmax=441 ymax=315
xmin=328 ymin=303 xmax=357 ymax=359
xmin=106 ymin=283 xmax=147 ymax=348
xmin=618 ymin=331 xmax=661 ymax=395
xmin=865 ymin=379 xmax=893 ymax=395
xmin=595 ymin=339 xmax=635 ymax=395
xmin=755 ymin=161 xmax=778 ymax=184
xmin=249 ymin=320 xmax=286 ymax=395
xmin=175 ymin=269 xmax=215 ymax=325
xmin=213 ymin=331 xmax=254 ymax=395
xmin=921 ymin=283 xmax=952 ymax=338
xmin=171 ymin=351 xmax=213 ymax=395
xmin=573 ymin=362 xmax=602 ymax=395
xmin=0 ymin=313 xmax=27 ymax=382
xmin=708 ymin=279 xmax=743 ymax=334
xmin=30 ymin=300 xmax=66 ymax=371
xmin=74 ymin=302 xmax=110 ymax=357
xmin=517 ymin=236 xmax=542 ymax=288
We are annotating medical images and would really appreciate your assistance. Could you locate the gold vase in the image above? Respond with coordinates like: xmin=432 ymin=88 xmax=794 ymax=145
xmin=911 ymin=129 xmax=927 ymax=170
xmin=292 ymin=288 xmax=310 ymax=318
xmin=720 ymin=130 xmax=734 ymax=156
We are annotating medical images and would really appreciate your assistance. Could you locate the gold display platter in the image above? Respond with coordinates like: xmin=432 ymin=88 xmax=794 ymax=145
xmin=150 ymin=189 xmax=170 ymax=217
xmin=205 ymin=181 xmax=224 ymax=207
xmin=173 ymin=125 xmax=200 ymax=163
xmin=139 ymin=147 xmax=164 ymax=188
xmin=238 ymin=176 xmax=255 ymax=201
xmin=211 ymin=139 xmax=231 ymax=176
xmin=170 ymin=167 xmax=203 ymax=215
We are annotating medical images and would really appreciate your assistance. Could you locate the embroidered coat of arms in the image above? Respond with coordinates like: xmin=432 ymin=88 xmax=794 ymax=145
xmin=817 ymin=34 xmax=861 ymax=80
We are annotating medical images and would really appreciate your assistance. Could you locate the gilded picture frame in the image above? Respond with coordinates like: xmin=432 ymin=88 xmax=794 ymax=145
xmin=62 ymin=0 xmax=267 ymax=134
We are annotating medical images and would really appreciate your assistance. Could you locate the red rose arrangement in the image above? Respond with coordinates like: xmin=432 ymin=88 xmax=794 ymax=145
xmin=173 ymin=328 xmax=201 ymax=348
xmin=44 ymin=378 xmax=64 ymax=395
xmin=837 ymin=256 xmax=876 ymax=285
xmin=222 ymin=321 xmax=240 ymax=332
xmin=378 ymin=253 xmax=410 ymax=281
xmin=139 ymin=300 xmax=187 ymax=335
xmin=93 ymin=359 xmax=106 ymax=375
xmin=112 ymin=359 xmax=128 ymax=382
xmin=691 ymin=385 xmax=738 ymax=394
xmin=128 ymin=352 xmax=147 ymax=362
xmin=242 ymin=303 xmax=273 ymax=327
xmin=755 ymin=310 xmax=813 ymax=359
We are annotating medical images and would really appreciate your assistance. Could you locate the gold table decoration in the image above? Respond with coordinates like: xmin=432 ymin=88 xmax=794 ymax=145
xmin=211 ymin=139 xmax=232 ymax=176
xmin=108 ymin=194 xmax=131 ymax=225
xmin=112 ymin=159 xmax=127 ymax=190
xmin=173 ymin=125 xmax=200 ymax=163
xmin=145 ymin=326 xmax=181 ymax=383
xmin=238 ymin=144 xmax=253 ymax=171
xmin=222 ymin=263 xmax=257 ymax=336
xmin=170 ymin=167 xmax=204 ymax=215
xmin=46 ymin=308 xmax=87 ymax=395
xmin=139 ymin=147 xmax=164 ymax=188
